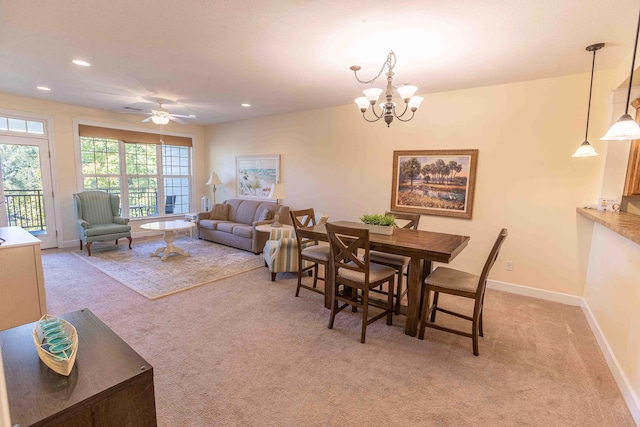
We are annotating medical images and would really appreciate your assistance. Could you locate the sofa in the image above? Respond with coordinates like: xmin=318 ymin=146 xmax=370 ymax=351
xmin=195 ymin=199 xmax=291 ymax=253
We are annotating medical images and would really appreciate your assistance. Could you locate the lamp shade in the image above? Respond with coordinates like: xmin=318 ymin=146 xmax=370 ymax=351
xmin=206 ymin=172 xmax=222 ymax=186
xmin=396 ymin=85 xmax=418 ymax=100
xmin=571 ymin=141 xmax=599 ymax=157
xmin=408 ymin=96 xmax=424 ymax=110
xmin=600 ymin=114 xmax=640 ymax=140
xmin=363 ymin=88 xmax=383 ymax=102
xmin=268 ymin=183 xmax=287 ymax=200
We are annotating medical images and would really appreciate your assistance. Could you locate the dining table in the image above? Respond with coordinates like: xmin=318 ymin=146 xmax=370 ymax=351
xmin=295 ymin=221 xmax=470 ymax=337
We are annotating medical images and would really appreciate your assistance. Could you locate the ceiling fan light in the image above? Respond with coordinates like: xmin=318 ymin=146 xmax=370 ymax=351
xmin=363 ymin=88 xmax=383 ymax=103
xmin=151 ymin=115 xmax=170 ymax=125
xmin=600 ymin=114 xmax=640 ymax=140
xmin=571 ymin=141 xmax=599 ymax=157
xmin=397 ymin=85 xmax=418 ymax=101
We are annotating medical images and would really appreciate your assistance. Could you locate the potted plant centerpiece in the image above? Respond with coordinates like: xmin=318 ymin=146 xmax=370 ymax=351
xmin=359 ymin=213 xmax=397 ymax=235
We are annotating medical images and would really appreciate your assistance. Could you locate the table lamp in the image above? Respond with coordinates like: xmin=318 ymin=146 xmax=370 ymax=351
xmin=206 ymin=172 xmax=223 ymax=205
xmin=268 ymin=183 xmax=287 ymax=227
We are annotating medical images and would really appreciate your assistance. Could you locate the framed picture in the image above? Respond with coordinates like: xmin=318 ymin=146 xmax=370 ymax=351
xmin=391 ymin=149 xmax=478 ymax=219
xmin=236 ymin=154 xmax=280 ymax=200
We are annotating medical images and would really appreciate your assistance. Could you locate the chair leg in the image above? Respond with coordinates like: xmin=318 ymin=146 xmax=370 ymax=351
xmin=115 ymin=239 xmax=118 ymax=245
xmin=394 ymin=266 xmax=403 ymax=315
xmin=80 ymin=240 xmax=83 ymax=250
xmin=86 ymin=242 xmax=92 ymax=257
xmin=271 ymin=272 xmax=277 ymax=282
xmin=472 ymin=316 xmax=480 ymax=356
xmin=328 ymin=286 xmax=338 ymax=330
xmin=429 ymin=291 xmax=440 ymax=322
xmin=312 ymin=264 xmax=319 ymax=289
xmin=479 ymin=309 xmax=484 ymax=337
xmin=387 ymin=278 xmax=395 ymax=325
xmin=361 ymin=290 xmax=369 ymax=343
xmin=127 ymin=236 xmax=132 ymax=250
xmin=295 ymin=255 xmax=304 ymax=297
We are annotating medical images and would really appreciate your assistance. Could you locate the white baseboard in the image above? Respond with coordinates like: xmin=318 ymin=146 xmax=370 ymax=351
xmin=581 ymin=300 xmax=640 ymax=425
xmin=487 ymin=279 xmax=582 ymax=306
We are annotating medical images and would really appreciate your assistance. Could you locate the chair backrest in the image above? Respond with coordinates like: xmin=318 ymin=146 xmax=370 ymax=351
xmin=476 ymin=228 xmax=508 ymax=297
xmin=290 ymin=208 xmax=317 ymax=247
xmin=165 ymin=195 xmax=177 ymax=214
xmin=325 ymin=222 xmax=371 ymax=285
xmin=385 ymin=211 xmax=420 ymax=230
xmin=74 ymin=191 xmax=120 ymax=224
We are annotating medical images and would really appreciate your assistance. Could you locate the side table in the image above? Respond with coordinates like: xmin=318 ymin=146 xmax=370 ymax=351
xmin=0 ymin=309 xmax=157 ymax=426
xmin=255 ymin=224 xmax=294 ymax=235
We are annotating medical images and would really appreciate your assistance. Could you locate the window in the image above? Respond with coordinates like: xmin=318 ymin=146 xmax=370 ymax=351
xmin=0 ymin=115 xmax=46 ymax=136
xmin=79 ymin=134 xmax=192 ymax=218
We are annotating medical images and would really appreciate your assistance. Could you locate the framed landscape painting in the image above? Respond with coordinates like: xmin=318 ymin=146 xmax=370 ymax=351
xmin=236 ymin=154 xmax=280 ymax=200
xmin=391 ymin=149 xmax=478 ymax=219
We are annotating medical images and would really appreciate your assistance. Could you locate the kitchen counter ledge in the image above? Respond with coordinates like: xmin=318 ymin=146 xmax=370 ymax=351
xmin=577 ymin=207 xmax=640 ymax=245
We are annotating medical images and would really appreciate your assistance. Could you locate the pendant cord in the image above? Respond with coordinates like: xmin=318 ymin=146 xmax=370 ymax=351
xmin=625 ymin=7 xmax=640 ymax=114
xmin=585 ymin=49 xmax=596 ymax=141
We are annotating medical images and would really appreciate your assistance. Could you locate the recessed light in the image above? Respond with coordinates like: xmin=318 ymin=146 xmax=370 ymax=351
xmin=36 ymin=86 xmax=51 ymax=91
xmin=72 ymin=59 xmax=91 ymax=67
xmin=241 ymin=103 xmax=251 ymax=107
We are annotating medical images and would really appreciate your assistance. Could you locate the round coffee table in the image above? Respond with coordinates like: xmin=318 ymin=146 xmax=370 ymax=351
xmin=140 ymin=220 xmax=196 ymax=261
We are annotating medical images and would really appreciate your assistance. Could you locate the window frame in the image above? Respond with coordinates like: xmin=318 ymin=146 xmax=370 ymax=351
xmin=74 ymin=120 xmax=195 ymax=220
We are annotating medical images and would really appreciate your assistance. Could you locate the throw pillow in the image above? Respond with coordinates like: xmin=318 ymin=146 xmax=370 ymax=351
xmin=258 ymin=208 xmax=274 ymax=221
xmin=210 ymin=203 xmax=229 ymax=220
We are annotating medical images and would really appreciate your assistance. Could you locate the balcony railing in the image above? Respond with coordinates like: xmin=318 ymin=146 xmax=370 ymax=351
xmin=2 ymin=189 xmax=186 ymax=233
xmin=3 ymin=189 xmax=46 ymax=232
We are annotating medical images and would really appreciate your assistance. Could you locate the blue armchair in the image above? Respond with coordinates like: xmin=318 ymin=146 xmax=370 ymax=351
xmin=73 ymin=191 xmax=132 ymax=256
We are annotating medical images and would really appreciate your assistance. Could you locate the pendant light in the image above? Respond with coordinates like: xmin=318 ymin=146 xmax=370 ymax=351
xmin=601 ymin=8 xmax=640 ymax=141
xmin=572 ymin=43 xmax=604 ymax=157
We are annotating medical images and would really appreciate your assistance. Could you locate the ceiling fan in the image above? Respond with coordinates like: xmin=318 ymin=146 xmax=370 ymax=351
xmin=123 ymin=98 xmax=196 ymax=125
xmin=144 ymin=101 xmax=196 ymax=125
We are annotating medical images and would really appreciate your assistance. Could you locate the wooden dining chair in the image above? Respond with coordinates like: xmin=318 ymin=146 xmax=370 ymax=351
xmin=325 ymin=222 xmax=396 ymax=343
xmin=290 ymin=208 xmax=330 ymax=297
xmin=418 ymin=228 xmax=508 ymax=356
xmin=369 ymin=211 xmax=421 ymax=314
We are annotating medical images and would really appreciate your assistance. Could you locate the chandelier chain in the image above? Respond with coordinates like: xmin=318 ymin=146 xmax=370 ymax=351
xmin=352 ymin=51 xmax=397 ymax=84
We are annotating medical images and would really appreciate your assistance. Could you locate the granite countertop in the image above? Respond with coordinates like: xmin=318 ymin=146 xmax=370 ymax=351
xmin=577 ymin=208 xmax=640 ymax=245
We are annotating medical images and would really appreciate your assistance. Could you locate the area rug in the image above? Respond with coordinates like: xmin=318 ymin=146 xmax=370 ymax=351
xmin=71 ymin=237 xmax=264 ymax=300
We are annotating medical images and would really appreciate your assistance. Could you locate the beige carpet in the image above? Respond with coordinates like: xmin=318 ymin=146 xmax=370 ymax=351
xmin=71 ymin=237 xmax=264 ymax=299
xmin=42 ymin=249 xmax=635 ymax=427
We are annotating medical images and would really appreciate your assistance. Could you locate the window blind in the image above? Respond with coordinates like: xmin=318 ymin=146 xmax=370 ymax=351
xmin=78 ymin=125 xmax=192 ymax=147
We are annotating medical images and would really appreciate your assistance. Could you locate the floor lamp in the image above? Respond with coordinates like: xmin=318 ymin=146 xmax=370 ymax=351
xmin=206 ymin=172 xmax=222 ymax=205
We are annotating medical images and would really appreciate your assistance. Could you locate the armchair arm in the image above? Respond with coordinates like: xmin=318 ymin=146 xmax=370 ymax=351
xmin=77 ymin=219 xmax=90 ymax=229
xmin=113 ymin=216 xmax=129 ymax=225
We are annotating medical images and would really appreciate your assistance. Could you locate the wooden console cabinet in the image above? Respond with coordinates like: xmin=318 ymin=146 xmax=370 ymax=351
xmin=0 ymin=309 xmax=157 ymax=426
xmin=0 ymin=226 xmax=46 ymax=330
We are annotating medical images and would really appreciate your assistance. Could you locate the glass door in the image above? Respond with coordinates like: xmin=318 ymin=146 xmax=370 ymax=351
xmin=0 ymin=135 xmax=57 ymax=249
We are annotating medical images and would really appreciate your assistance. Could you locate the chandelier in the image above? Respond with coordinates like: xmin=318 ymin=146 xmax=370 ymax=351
xmin=350 ymin=50 xmax=424 ymax=127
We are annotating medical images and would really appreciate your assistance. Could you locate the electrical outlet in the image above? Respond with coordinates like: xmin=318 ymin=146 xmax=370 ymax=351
xmin=505 ymin=260 xmax=513 ymax=271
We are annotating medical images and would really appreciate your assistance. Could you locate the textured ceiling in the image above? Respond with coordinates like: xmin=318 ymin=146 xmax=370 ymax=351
xmin=1 ymin=0 xmax=639 ymax=125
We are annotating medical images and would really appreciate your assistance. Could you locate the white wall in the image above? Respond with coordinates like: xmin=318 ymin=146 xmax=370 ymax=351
xmin=206 ymin=71 xmax=613 ymax=296
xmin=583 ymin=222 xmax=640 ymax=422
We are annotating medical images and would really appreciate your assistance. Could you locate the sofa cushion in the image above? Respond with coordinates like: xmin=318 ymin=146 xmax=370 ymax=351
xmin=235 ymin=200 xmax=262 ymax=225
xmin=85 ymin=223 xmax=131 ymax=237
xmin=199 ymin=219 xmax=229 ymax=230
xmin=217 ymin=222 xmax=247 ymax=233
xmin=254 ymin=202 xmax=278 ymax=222
xmin=258 ymin=207 xmax=274 ymax=221
xmin=210 ymin=204 xmax=229 ymax=220
xmin=232 ymin=225 xmax=253 ymax=239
